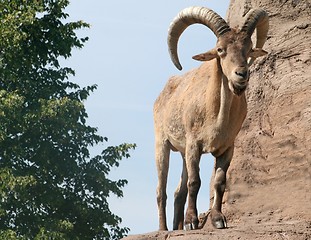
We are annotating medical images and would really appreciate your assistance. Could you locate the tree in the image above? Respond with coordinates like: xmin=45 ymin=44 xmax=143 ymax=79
xmin=0 ymin=0 xmax=135 ymax=239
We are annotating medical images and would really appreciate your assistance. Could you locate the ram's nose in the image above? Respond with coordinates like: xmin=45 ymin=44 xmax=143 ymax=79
xmin=235 ymin=69 xmax=248 ymax=79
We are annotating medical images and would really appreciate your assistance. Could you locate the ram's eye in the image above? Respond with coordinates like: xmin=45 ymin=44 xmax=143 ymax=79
xmin=217 ymin=48 xmax=223 ymax=53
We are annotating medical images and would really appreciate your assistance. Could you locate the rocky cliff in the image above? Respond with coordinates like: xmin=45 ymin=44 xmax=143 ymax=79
xmin=224 ymin=0 xmax=311 ymax=229
xmin=123 ymin=0 xmax=311 ymax=239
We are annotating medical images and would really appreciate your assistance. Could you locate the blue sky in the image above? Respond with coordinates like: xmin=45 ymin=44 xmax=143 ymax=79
xmin=66 ymin=0 xmax=230 ymax=234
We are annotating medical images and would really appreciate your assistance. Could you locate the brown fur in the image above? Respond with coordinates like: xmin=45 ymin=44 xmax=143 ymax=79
xmin=154 ymin=29 xmax=267 ymax=231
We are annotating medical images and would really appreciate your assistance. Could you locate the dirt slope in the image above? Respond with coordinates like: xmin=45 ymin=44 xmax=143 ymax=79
xmin=123 ymin=0 xmax=311 ymax=239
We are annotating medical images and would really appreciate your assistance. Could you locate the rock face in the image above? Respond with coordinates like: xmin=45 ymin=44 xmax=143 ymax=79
xmin=123 ymin=0 xmax=311 ymax=239
xmin=224 ymin=0 xmax=311 ymax=227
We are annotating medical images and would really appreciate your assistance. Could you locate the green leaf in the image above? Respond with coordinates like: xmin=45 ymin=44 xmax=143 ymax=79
xmin=0 ymin=1 xmax=135 ymax=239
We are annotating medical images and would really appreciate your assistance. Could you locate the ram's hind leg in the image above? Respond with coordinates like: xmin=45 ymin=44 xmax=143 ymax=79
xmin=211 ymin=146 xmax=234 ymax=229
xmin=155 ymin=139 xmax=170 ymax=231
xmin=173 ymin=154 xmax=188 ymax=230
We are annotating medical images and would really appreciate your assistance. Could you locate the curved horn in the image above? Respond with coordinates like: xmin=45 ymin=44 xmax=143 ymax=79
xmin=241 ymin=9 xmax=269 ymax=65
xmin=167 ymin=6 xmax=231 ymax=70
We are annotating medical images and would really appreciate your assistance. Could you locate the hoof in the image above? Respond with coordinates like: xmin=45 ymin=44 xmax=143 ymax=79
xmin=213 ymin=219 xmax=227 ymax=229
xmin=185 ymin=223 xmax=193 ymax=231
xmin=211 ymin=210 xmax=227 ymax=229
xmin=184 ymin=212 xmax=199 ymax=230
xmin=185 ymin=222 xmax=197 ymax=231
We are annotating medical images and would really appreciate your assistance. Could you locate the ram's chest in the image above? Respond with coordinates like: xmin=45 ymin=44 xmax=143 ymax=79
xmin=200 ymin=119 xmax=244 ymax=156
xmin=165 ymin=95 xmax=247 ymax=156
xmin=200 ymin=99 xmax=247 ymax=156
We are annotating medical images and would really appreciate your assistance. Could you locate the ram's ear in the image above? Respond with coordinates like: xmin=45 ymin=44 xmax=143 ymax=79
xmin=192 ymin=49 xmax=218 ymax=61
xmin=249 ymin=48 xmax=268 ymax=58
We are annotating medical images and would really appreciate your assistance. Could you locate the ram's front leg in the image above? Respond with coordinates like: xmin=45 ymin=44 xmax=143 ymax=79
xmin=211 ymin=146 xmax=234 ymax=229
xmin=184 ymin=142 xmax=201 ymax=230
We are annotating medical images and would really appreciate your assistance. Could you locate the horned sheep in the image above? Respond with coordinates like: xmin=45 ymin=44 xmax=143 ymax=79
xmin=154 ymin=6 xmax=269 ymax=231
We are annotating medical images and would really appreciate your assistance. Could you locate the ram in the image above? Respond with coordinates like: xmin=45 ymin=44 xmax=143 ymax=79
xmin=154 ymin=7 xmax=269 ymax=231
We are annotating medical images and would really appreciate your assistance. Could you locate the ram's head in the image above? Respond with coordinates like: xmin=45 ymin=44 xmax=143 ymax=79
xmin=168 ymin=7 xmax=269 ymax=95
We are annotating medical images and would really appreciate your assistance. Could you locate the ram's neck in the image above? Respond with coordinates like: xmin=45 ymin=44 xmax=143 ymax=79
xmin=217 ymin=75 xmax=233 ymax=125
xmin=212 ymin=61 xmax=234 ymax=128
